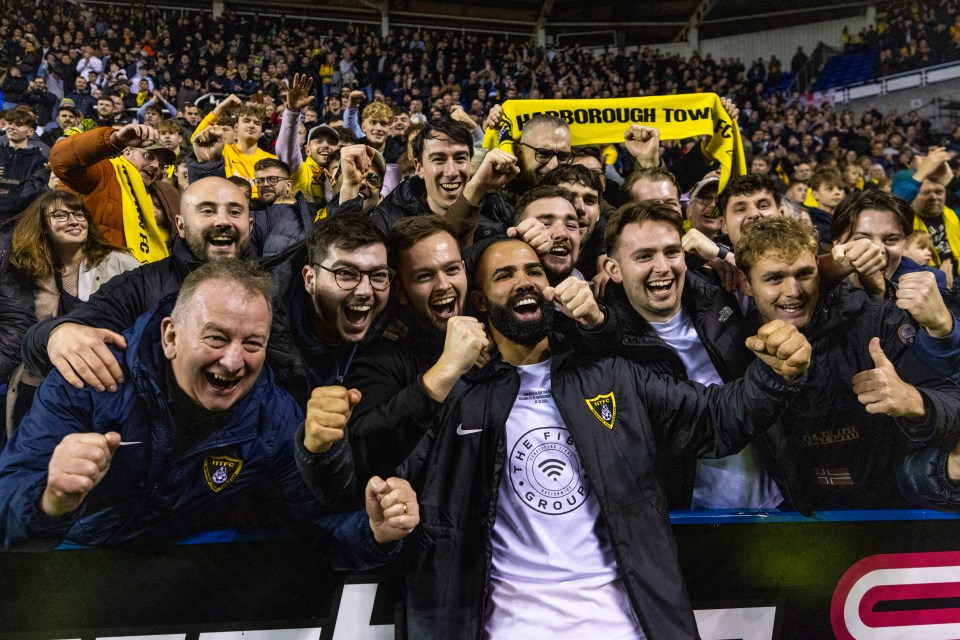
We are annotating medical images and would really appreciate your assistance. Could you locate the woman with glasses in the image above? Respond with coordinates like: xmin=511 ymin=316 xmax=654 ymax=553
xmin=0 ymin=191 xmax=140 ymax=438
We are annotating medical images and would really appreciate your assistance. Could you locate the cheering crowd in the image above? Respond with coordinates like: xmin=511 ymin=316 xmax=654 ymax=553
xmin=0 ymin=1 xmax=960 ymax=637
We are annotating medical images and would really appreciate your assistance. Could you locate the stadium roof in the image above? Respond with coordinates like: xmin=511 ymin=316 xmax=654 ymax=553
xmin=209 ymin=0 xmax=872 ymax=46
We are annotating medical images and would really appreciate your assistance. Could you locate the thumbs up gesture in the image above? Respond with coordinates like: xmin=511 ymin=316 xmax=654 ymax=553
xmin=851 ymin=337 xmax=926 ymax=419
xmin=304 ymin=386 xmax=362 ymax=453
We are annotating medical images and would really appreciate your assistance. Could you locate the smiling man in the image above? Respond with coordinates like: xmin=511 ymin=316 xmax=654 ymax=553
xmin=0 ymin=260 xmax=420 ymax=554
xmin=267 ymin=215 xmax=393 ymax=407
xmin=511 ymin=185 xmax=581 ymax=285
xmin=504 ymin=114 xmax=572 ymax=205
xmin=735 ymin=216 xmax=960 ymax=511
xmin=49 ymin=123 xmax=179 ymax=257
xmin=394 ymin=237 xmax=812 ymax=639
xmin=22 ymin=177 xmax=254 ymax=392
xmin=601 ymin=202 xmax=780 ymax=510
xmin=326 ymin=215 xmax=487 ymax=479
xmin=369 ymin=119 xmax=516 ymax=244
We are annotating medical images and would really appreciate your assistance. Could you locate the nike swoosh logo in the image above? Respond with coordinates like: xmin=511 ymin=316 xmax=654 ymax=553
xmin=456 ymin=423 xmax=483 ymax=436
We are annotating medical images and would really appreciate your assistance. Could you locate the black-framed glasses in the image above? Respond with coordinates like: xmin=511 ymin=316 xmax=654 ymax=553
xmin=253 ymin=175 xmax=290 ymax=186
xmin=517 ymin=142 xmax=573 ymax=165
xmin=363 ymin=172 xmax=383 ymax=188
xmin=315 ymin=264 xmax=394 ymax=291
xmin=47 ymin=210 xmax=87 ymax=223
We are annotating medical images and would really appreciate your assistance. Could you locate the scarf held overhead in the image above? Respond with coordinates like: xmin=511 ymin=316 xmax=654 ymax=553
xmin=110 ymin=157 xmax=170 ymax=264
xmin=485 ymin=94 xmax=747 ymax=192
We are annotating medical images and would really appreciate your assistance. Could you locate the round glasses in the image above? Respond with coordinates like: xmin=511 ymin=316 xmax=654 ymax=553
xmin=315 ymin=264 xmax=394 ymax=291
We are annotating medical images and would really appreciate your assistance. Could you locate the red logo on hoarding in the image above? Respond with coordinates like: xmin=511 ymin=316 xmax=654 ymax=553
xmin=832 ymin=551 xmax=960 ymax=639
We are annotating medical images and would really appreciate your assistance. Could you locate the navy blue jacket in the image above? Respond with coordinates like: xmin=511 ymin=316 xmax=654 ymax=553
xmin=0 ymin=143 xmax=48 ymax=224
xmin=0 ymin=297 xmax=396 ymax=567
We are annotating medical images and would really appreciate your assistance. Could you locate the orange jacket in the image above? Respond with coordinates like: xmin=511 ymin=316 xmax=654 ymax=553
xmin=49 ymin=127 xmax=179 ymax=249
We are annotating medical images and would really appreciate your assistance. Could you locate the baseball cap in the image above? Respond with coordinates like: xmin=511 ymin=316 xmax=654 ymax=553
xmin=58 ymin=99 xmax=82 ymax=117
xmin=142 ymin=143 xmax=177 ymax=166
xmin=690 ymin=176 xmax=720 ymax=201
xmin=307 ymin=124 xmax=339 ymax=145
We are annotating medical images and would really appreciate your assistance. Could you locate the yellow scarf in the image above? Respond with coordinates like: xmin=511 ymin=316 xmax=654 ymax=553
xmin=484 ymin=94 xmax=747 ymax=192
xmin=110 ymin=157 xmax=170 ymax=264
xmin=914 ymin=206 xmax=960 ymax=268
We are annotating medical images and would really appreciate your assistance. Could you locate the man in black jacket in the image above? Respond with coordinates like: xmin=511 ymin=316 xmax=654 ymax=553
xmin=389 ymin=237 xmax=810 ymax=639
xmin=21 ymin=177 xmax=253 ymax=392
xmin=312 ymin=213 xmax=617 ymax=482
xmin=736 ymin=216 xmax=960 ymax=510
xmin=369 ymin=119 xmax=517 ymax=246
xmin=335 ymin=215 xmax=484 ymax=479
xmin=602 ymin=202 xmax=782 ymax=510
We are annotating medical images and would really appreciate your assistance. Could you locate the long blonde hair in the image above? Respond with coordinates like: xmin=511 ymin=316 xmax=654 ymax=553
xmin=10 ymin=191 xmax=122 ymax=279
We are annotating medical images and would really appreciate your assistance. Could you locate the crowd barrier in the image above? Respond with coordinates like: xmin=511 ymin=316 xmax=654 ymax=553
xmin=3 ymin=510 xmax=960 ymax=639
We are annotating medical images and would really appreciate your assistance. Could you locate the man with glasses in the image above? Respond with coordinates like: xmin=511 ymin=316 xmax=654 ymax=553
xmin=505 ymin=114 xmax=572 ymax=205
xmin=49 ymin=122 xmax=179 ymax=258
xmin=252 ymin=158 xmax=293 ymax=208
xmin=268 ymin=215 xmax=392 ymax=407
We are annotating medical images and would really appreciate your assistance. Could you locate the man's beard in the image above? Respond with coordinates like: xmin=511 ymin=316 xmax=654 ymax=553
xmin=184 ymin=225 xmax=247 ymax=260
xmin=486 ymin=289 xmax=553 ymax=347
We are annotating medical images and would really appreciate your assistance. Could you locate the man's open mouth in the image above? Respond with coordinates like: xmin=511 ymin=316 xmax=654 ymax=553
xmin=512 ymin=294 xmax=542 ymax=321
xmin=205 ymin=371 xmax=241 ymax=390
xmin=646 ymin=278 xmax=674 ymax=297
xmin=207 ymin=231 xmax=238 ymax=248
xmin=549 ymin=245 xmax=570 ymax=257
xmin=439 ymin=181 xmax=462 ymax=194
xmin=344 ymin=303 xmax=372 ymax=327
xmin=431 ymin=295 xmax=458 ymax=319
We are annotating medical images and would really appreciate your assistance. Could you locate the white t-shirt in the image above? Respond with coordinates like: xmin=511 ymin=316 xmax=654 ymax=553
xmin=484 ymin=359 xmax=645 ymax=639
xmin=649 ymin=309 xmax=782 ymax=510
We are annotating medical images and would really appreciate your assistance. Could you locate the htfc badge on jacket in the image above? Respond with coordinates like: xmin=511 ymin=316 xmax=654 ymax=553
xmin=585 ymin=392 xmax=617 ymax=430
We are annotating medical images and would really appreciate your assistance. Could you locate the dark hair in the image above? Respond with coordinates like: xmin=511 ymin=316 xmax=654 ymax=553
xmin=571 ymin=145 xmax=604 ymax=164
xmin=227 ymin=175 xmax=251 ymax=190
xmin=605 ymin=201 xmax=684 ymax=255
xmin=717 ymin=174 xmax=782 ymax=217
xmin=174 ymin=259 xmax=273 ymax=323
xmin=512 ymin=185 xmax=577 ymax=226
xmin=411 ymin=118 xmax=474 ymax=163
xmin=253 ymin=157 xmax=291 ymax=175
xmin=307 ymin=215 xmax=387 ymax=266
xmin=621 ymin=167 xmax=681 ymax=204
xmin=388 ymin=214 xmax=457 ymax=267
xmin=541 ymin=163 xmax=602 ymax=195
xmin=831 ymin=190 xmax=914 ymax=241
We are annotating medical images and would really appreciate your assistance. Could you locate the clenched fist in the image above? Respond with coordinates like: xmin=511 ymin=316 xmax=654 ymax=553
xmin=304 ymin=386 xmax=361 ymax=453
xmin=745 ymin=319 xmax=811 ymax=380
xmin=42 ymin=432 xmax=121 ymax=517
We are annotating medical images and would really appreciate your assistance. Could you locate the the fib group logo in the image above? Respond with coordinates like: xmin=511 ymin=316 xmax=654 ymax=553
xmin=508 ymin=427 xmax=590 ymax=515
